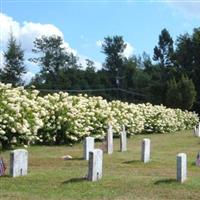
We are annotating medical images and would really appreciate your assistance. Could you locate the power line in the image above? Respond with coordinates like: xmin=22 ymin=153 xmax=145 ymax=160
xmin=36 ymin=87 xmax=147 ymax=97
xmin=118 ymin=88 xmax=147 ymax=97
xmin=37 ymin=88 xmax=118 ymax=93
xmin=0 ymin=81 xmax=147 ymax=98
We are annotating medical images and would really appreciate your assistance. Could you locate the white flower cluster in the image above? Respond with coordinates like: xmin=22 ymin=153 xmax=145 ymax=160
xmin=0 ymin=83 xmax=198 ymax=148
xmin=0 ymin=83 xmax=43 ymax=147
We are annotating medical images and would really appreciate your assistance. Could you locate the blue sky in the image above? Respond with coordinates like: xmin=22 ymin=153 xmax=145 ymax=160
xmin=1 ymin=0 xmax=200 ymax=81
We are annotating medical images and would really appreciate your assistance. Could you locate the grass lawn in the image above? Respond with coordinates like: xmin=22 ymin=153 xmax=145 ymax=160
xmin=1 ymin=130 xmax=200 ymax=200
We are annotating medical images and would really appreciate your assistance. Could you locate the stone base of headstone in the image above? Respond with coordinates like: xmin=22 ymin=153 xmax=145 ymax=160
xmin=141 ymin=138 xmax=151 ymax=163
xmin=87 ymin=149 xmax=103 ymax=181
xmin=177 ymin=153 xmax=187 ymax=183
xmin=10 ymin=149 xmax=28 ymax=177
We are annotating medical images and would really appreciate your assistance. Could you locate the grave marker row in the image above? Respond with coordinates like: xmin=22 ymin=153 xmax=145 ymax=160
xmin=4 ymin=122 xmax=199 ymax=184
xmin=84 ymin=124 xmax=127 ymax=159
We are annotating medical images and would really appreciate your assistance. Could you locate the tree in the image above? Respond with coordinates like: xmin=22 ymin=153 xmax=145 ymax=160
xmin=30 ymin=35 xmax=71 ymax=87
xmin=153 ymin=28 xmax=174 ymax=67
xmin=142 ymin=52 xmax=152 ymax=70
xmin=101 ymin=36 xmax=127 ymax=87
xmin=1 ymin=33 xmax=26 ymax=86
xmin=174 ymin=33 xmax=193 ymax=72
xmin=166 ymin=75 xmax=196 ymax=110
xmin=165 ymin=78 xmax=181 ymax=108
xmin=174 ymin=28 xmax=200 ymax=112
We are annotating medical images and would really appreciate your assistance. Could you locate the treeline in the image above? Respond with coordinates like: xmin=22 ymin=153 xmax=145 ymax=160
xmin=0 ymin=28 xmax=200 ymax=113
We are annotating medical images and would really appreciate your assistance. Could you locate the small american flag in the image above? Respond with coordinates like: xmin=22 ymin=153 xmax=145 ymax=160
xmin=196 ymin=153 xmax=200 ymax=167
xmin=0 ymin=157 xmax=6 ymax=176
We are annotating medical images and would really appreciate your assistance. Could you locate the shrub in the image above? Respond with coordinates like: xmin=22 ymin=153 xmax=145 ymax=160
xmin=0 ymin=83 xmax=198 ymax=148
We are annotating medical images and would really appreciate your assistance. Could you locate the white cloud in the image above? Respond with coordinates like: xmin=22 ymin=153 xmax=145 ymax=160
xmin=122 ymin=42 xmax=134 ymax=58
xmin=0 ymin=13 xmax=75 ymax=55
xmin=23 ymin=71 xmax=35 ymax=84
xmin=78 ymin=55 xmax=102 ymax=70
xmin=96 ymin=40 xmax=103 ymax=47
xmin=0 ymin=51 xmax=4 ymax=69
xmin=0 ymin=13 xmax=20 ymax=47
xmin=0 ymin=12 xmax=103 ymax=83
xmin=166 ymin=1 xmax=200 ymax=19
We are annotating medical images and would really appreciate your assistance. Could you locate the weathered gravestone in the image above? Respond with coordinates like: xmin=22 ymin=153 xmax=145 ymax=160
xmin=120 ymin=125 xmax=127 ymax=152
xmin=10 ymin=149 xmax=28 ymax=177
xmin=87 ymin=149 xmax=103 ymax=181
xmin=196 ymin=152 xmax=200 ymax=166
xmin=83 ymin=137 xmax=94 ymax=160
xmin=106 ymin=124 xmax=113 ymax=154
xmin=176 ymin=153 xmax=187 ymax=183
xmin=194 ymin=122 xmax=200 ymax=137
xmin=193 ymin=126 xmax=197 ymax=136
xmin=141 ymin=138 xmax=151 ymax=163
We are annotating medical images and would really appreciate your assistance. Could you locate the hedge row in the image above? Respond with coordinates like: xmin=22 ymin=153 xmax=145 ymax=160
xmin=0 ymin=83 xmax=198 ymax=148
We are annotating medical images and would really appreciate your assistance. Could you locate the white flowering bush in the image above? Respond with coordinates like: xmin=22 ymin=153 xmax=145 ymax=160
xmin=0 ymin=83 xmax=198 ymax=149
xmin=0 ymin=83 xmax=43 ymax=148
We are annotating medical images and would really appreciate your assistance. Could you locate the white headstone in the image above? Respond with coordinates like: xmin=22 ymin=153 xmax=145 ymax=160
xmin=120 ymin=125 xmax=127 ymax=152
xmin=177 ymin=153 xmax=187 ymax=183
xmin=106 ymin=124 xmax=113 ymax=154
xmin=87 ymin=149 xmax=103 ymax=181
xmin=141 ymin=138 xmax=151 ymax=163
xmin=10 ymin=149 xmax=28 ymax=177
xmin=84 ymin=137 xmax=94 ymax=160
xmin=196 ymin=127 xmax=200 ymax=137
xmin=193 ymin=126 xmax=197 ymax=136
xmin=193 ymin=122 xmax=200 ymax=137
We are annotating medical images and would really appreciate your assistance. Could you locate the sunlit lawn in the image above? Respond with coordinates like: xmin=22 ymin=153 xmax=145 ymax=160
xmin=1 ymin=130 xmax=200 ymax=200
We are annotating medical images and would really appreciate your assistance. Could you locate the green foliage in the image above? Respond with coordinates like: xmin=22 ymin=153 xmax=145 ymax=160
xmin=101 ymin=36 xmax=127 ymax=88
xmin=0 ymin=33 xmax=26 ymax=86
xmin=102 ymin=35 xmax=126 ymax=73
xmin=153 ymin=28 xmax=174 ymax=67
xmin=0 ymin=83 xmax=198 ymax=149
xmin=166 ymin=75 xmax=196 ymax=110
xmin=2 ymin=28 xmax=200 ymax=114
xmin=175 ymin=28 xmax=200 ymax=112
xmin=30 ymin=35 xmax=71 ymax=85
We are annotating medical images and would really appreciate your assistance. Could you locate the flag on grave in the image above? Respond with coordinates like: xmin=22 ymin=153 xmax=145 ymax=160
xmin=0 ymin=157 xmax=6 ymax=176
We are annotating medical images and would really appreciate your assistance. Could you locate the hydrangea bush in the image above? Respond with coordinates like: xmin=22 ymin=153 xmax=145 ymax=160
xmin=0 ymin=83 xmax=198 ymax=148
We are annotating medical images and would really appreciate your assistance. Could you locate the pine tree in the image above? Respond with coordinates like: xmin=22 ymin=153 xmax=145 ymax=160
xmin=1 ymin=34 xmax=26 ymax=86
xmin=153 ymin=28 xmax=174 ymax=68
xmin=166 ymin=78 xmax=181 ymax=108
xmin=166 ymin=75 xmax=196 ymax=110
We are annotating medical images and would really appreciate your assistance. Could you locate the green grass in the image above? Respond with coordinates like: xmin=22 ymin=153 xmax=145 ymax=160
xmin=1 ymin=130 xmax=200 ymax=200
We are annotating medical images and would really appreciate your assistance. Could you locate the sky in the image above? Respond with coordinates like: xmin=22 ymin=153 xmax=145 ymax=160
xmin=0 ymin=0 xmax=200 ymax=82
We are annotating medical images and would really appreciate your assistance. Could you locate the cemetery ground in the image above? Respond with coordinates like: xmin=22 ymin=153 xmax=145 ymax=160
xmin=1 ymin=130 xmax=200 ymax=200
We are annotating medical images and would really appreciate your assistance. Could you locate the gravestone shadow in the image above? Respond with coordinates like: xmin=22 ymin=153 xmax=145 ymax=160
xmin=0 ymin=175 xmax=10 ymax=178
xmin=62 ymin=177 xmax=87 ymax=184
xmin=154 ymin=178 xmax=177 ymax=185
xmin=123 ymin=160 xmax=141 ymax=164
xmin=70 ymin=157 xmax=84 ymax=161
